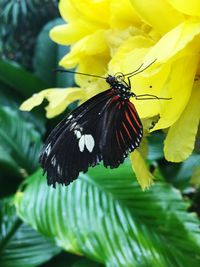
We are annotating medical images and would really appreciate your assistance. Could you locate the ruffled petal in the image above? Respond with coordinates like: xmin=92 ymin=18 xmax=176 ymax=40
xmin=130 ymin=150 xmax=154 ymax=190
xmin=75 ymin=55 xmax=109 ymax=87
xmin=108 ymin=35 xmax=154 ymax=73
xmin=151 ymin=53 xmax=199 ymax=131
xmin=130 ymin=0 xmax=185 ymax=34
xmin=50 ymin=22 xmax=97 ymax=45
xmin=59 ymin=30 xmax=108 ymax=68
xmin=59 ymin=0 xmax=80 ymax=22
xmin=110 ymin=0 xmax=141 ymax=29
xmin=168 ymin=0 xmax=200 ymax=17
xmin=164 ymin=80 xmax=200 ymax=162
xmin=63 ymin=0 xmax=110 ymax=27
xmin=20 ymin=88 xmax=85 ymax=118
xmin=144 ymin=20 xmax=200 ymax=63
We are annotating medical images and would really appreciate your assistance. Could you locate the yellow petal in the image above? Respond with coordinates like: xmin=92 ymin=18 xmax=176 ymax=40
xmin=151 ymin=53 xmax=199 ymax=131
xmin=105 ymin=27 xmax=138 ymax=59
xmin=59 ymin=30 xmax=108 ymax=68
xmin=45 ymin=88 xmax=85 ymax=118
xmin=50 ymin=22 xmax=96 ymax=45
xmin=79 ymin=79 xmax=108 ymax=105
xmin=144 ymin=20 xmax=200 ymax=63
xmin=20 ymin=89 xmax=52 ymax=111
xmin=20 ymin=88 xmax=85 ymax=118
xmin=108 ymin=35 xmax=154 ymax=74
xmin=164 ymin=80 xmax=200 ymax=162
xmin=59 ymin=0 xmax=80 ymax=22
xmin=60 ymin=0 xmax=110 ymax=27
xmin=110 ymin=0 xmax=141 ymax=29
xmin=130 ymin=0 xmax=185 ymax=34
xmin=130 ymin=150 xmax=154 ymax=190
xmin=168 ymin=0 xmax=200 ymax=17
xmin=75 ymin=55 xmax=109 ymax=87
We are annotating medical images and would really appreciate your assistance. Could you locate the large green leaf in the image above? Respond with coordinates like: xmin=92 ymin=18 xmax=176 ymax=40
xmin=0 ymin=106 xmax=42 ymax=175
xmin=0 ymin=198 xmax=60 ymax=267
xmin=0 ymin=60 xmax=47 ymax=98
xmin=0 ymin=81 xmax=46 ymax=135
xmin=15 ymin=164 xmax=200 ymax=267
xmin=34 ymin=18 xmax=74 ymax=88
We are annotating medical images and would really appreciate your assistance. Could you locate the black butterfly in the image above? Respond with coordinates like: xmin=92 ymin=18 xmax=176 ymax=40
xmin=39 ymin=61 xmax=169 ymax=187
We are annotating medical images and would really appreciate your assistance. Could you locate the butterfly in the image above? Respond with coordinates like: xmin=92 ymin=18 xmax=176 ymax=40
xmin=39 ymin=61 xmax=170 ymax=187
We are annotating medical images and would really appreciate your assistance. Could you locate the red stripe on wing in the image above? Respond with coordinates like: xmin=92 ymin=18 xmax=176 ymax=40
xmin=128 ymin=102 xmax=142 ymax=128
xmin=122 ymin=122 xmax=132 ymax=139
xmin=125 ymin=111 xmax=137 ymax=134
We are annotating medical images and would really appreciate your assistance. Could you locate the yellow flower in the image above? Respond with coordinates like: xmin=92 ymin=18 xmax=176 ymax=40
xmin=20 ymin=0 xmax=200 ymax=189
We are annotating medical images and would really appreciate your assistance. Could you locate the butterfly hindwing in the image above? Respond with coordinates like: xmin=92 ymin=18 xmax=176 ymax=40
xmin=99 ymin=96 xmax=143 ymax=168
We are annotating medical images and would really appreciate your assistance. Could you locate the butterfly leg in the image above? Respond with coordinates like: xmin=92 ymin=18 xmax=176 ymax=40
xmin=134 ymin=94 xmax=171 ymax=100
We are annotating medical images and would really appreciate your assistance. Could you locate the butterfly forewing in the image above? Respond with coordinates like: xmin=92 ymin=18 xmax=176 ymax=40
xmin=40 ymin=89 xmax=115 ymax=186
xmin=40 ymin=88 xmax=143 ymax=187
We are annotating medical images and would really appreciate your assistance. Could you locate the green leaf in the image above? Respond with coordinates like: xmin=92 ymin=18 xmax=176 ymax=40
xmin=1 ymin=2 xmax=13 ymax=22
xmin=0 ymin=82 xmax=22 ymax=108
xmin=12 ymin=2 xmax=19 ymax=26
xmin=34 ymin=18 xmax=74 ymax=88
xmin=0 ymin=198 xmax=60 ymax=267
xmin=0 ymin=106 xmax=42 ymax=175
xmin=0 ymin=146 xmax=22 ymax=198
xmin=0 ymin=60 xmax=47 ymax=98
xmin=15 ymin=164 xmax=200 ymax=267
xmin=0 ymin=81 xmax=46 ymax=136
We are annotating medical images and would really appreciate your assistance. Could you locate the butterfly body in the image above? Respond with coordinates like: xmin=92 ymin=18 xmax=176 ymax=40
xmin=106 ymin=74 xmax=133 ymax=100
xmin=40 ymin=74 xmax=143 ymax=187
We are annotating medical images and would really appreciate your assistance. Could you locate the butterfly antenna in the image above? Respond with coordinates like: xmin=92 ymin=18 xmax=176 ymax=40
xmin=124 ymin=59 xmax=157 ymax=77
xmin=54 ymin=68 xmax=106 ymax=80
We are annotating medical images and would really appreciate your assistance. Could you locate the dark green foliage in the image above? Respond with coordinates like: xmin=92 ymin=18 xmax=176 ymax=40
xmin=0 ymin=0 xmax=59 ymax=70
xmin=0 ymin=198 xmax=60 ymax=267
xmin=0 ymin=106 xmax=42 ymax=175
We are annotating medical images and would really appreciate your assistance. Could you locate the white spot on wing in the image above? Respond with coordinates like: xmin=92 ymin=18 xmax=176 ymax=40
xmin=85 ymin=134 xmax=95 ymax=152
xmin=78 ymin=134 xmax=95 ymax=152
xmin=51 ymin=156 xmax=56 ymax=166
xmin=57 ymin=164 xmax=62 ymax=175
xmin=74 ymin=130 xmax=81 ymax=139
xmin=79 ymin=136 xmax=85 ymax=152
xmin=45 ymin=144 xmax=51 ymax=156
xmin=70 ymin=122 xmax=77 ymax=130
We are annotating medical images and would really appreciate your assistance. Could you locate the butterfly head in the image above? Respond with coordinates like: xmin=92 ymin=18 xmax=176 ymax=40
xmin=106 ymin=74 xmax=132 ymax=100
xmin=105 ymin=75 xmax=116 ymax=85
